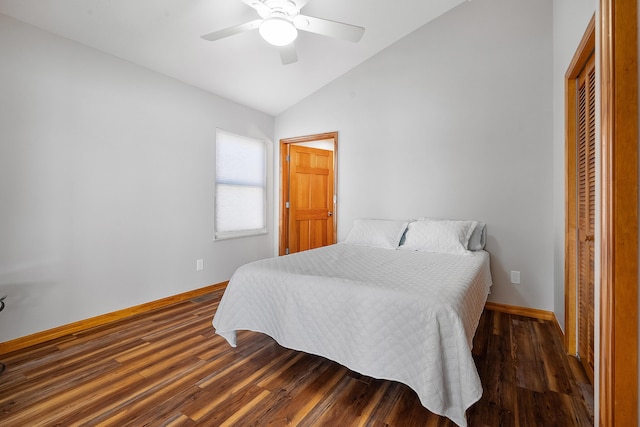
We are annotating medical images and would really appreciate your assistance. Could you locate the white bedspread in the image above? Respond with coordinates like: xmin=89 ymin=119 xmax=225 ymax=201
xmin=212 ymin=243 xmax=492 ymax=426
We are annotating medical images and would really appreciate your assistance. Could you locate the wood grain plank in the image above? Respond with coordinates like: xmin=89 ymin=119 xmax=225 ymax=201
xmin=532 ymin=320 xmax=573 ymax=394
xmin=85 ymin=360 xmax=214 ymax=426
xmin=289 ymin=363 xmax=349 ymax=426
xmin=512 ymin=317 xmax=547 ymax=392
xmin=473 ymin=329 xmax=516 ymax=426
xmin=227 ymin=354 xmax=333 ymax=425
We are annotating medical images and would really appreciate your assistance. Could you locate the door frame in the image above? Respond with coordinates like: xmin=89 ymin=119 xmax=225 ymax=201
xmin=564 ymin=13 xmax=595 ymax=365
xmin=566 ymin=4 xmax=638 ymax=424
xmin=598 ymin=0 xmax=638 ymax=425
xmin=279 ymin=132 xmax=338 ymax=256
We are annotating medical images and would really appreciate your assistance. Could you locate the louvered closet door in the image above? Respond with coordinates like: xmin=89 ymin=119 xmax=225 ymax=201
xmin=576 ymin=53 xmax=596 ymax=382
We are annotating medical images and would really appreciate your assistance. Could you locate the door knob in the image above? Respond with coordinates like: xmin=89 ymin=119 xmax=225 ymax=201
xmin=328 ymin=211 xmax=333 ymax=217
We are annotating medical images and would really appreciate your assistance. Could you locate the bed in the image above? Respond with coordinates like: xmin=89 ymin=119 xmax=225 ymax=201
xmin=212 ymin=218 xmax=492 ymax=427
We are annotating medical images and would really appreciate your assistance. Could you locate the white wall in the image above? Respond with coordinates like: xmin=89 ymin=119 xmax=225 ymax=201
xmin=0 ymin=14 xmax=275 ymax=342
xmin=276 ymin=0 xmax=554 ymax=310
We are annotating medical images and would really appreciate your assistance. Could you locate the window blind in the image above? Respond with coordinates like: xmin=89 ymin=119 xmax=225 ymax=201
xmin=215 ymin=129 xmax=266 ymax=239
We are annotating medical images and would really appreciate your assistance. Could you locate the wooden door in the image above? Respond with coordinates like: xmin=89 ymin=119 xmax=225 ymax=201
xmin=287 ymin=145 xmax=335 ymax=254
xmin=576 ymin=52 xmax=596 ymax=382
xmin=565 ymin=17 xmax=596 ymax=385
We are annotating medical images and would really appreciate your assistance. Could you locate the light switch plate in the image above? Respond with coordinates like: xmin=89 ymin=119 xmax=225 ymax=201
xmin=511 ymin=270 xmax=521 ymax=284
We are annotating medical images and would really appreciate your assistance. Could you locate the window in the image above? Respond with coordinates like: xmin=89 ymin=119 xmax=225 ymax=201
xmin=215 ymin=129 xmax=266 ymax=239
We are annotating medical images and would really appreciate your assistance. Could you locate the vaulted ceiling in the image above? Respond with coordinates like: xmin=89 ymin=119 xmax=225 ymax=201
xmin=0 ymin=0 xmax=466 ymax=115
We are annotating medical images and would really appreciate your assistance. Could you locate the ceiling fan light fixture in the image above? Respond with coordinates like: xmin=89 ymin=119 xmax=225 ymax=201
xmin=259 ymin=16 xmax=298 ymax=46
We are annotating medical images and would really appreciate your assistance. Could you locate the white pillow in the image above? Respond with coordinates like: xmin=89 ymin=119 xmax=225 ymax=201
xmin=401 ymin=219 xmax=477 ymax=254
xmin=467 ymin=221 xmax=487 ymax=250
xmin=417 ymin=217 xmax=487 ymax=251
xmin=344 ymin=219 xmax=409 ymax=249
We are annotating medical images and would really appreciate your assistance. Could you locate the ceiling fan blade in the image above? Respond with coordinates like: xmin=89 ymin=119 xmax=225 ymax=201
xmin=201 ymin=19 xmax=262 ymax=42
xmin=293 ymin=0 xmax=310 ymax=8
xmin=239 ymin=0 xmax=270 ymax=16
xmin=279 ymin=43 xmax=298 ymax=65
xmin=295 ymin=15 xmax=365 ymax=43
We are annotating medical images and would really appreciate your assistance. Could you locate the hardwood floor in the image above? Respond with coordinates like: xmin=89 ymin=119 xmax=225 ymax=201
xmin=0 ymin=289 xmax=593 ymax=426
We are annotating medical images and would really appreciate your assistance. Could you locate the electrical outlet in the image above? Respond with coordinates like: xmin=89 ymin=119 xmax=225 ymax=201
xmin=196 ymin=259 xmax=204 ymax=271
xmin=511 ymin=270 xmax=521 ymax=285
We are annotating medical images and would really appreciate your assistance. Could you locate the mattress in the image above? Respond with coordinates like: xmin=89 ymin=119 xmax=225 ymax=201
xmin=212 ymin=243 xmax=492 ymax=426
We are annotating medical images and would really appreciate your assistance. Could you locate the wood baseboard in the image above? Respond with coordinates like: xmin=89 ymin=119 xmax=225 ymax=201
xmin=485 ymin=301 xmax=564 ymax=340
xmin=0 ymin=281 xmax=228 ymax=356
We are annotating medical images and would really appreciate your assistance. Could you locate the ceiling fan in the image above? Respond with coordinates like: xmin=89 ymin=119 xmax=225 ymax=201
xmin=201 ymin=0 xmax=365 ymax=65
